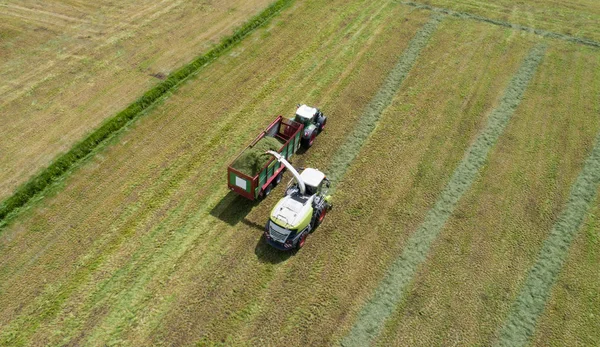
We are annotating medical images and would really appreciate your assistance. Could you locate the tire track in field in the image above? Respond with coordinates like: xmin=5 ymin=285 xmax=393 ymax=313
xmin=340 ymin=43 xmax=546 ymax=347
xmin=327 ymin=13 xmax=444 ymax=190
xmin=495 ymin=134 xmax=600 ymax=346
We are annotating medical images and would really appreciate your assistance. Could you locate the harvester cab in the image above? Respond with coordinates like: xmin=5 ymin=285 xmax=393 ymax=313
xmin=294 ymin=104 xmax=327 ymax=149
xmin=263 ymin=150 xmax=332 ymax=250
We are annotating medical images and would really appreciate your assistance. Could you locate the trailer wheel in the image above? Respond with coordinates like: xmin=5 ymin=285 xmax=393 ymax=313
xmin=274 ymin=172 xmax=283 ymax=185
xmin=297 ymin=232 xmax=307 ymax=249
xmin=264 ymin=183 xmax=273 ymax=198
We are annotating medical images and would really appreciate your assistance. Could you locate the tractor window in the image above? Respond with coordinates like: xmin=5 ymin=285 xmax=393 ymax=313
xmin=294 ymin=115 xmax=309 ymax=126
xmin=305 ymin=184 xmax=316 ymax=196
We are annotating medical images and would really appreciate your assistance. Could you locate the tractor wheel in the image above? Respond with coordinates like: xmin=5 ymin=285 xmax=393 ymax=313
xmin=301 ymin=130 xmax=316 ymax=149
xmin=317 ymin=116 xmax=327 ymax=133
xmin=296 ymin=232 xmax=307 ymax=250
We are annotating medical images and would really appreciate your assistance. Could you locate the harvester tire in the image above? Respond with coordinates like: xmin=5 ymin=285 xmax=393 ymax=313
xmin=313 ymin=208 xmax=327 ymax=229
xmin=297 ymin=232 xmax=307 ymax=249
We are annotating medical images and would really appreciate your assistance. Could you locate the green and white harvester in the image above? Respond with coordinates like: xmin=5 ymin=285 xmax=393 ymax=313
xmin=263 ymin=150 xmax=332 ymax=250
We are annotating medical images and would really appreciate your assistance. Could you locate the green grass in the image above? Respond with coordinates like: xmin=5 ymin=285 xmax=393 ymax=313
xmin=231 ymin=136 xmax=283 ymax=176
xmin=531 ymin=198 xmax=600 ymax=346
xmin=373 ymin=40 xmax=600 ymax=346
xmin=402 ymin=0 xmax=600 ymax=43
xmin=402 ymin=2 xmax=600 ymax=48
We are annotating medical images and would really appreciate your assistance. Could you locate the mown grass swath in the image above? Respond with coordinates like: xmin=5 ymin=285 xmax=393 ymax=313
xmin=341 ymin=43 xmax=546 ymax=347
xmin=328 ymin=13 xmax=444 ymax=190
xmin=401 ymin=1 xmax=600 ymax=49
xmin=0 ymin=0 xmax=294 ymax=226
xmin=495 ymin=132 xmax=600 ymax=347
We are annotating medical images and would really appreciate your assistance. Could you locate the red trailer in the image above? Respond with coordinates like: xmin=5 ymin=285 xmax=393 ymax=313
xmin=228 ymin=116 xmax=304 ymax=200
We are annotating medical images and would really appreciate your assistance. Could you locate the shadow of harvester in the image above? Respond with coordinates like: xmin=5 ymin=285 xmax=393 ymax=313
xmin=210 ymin=191 xmax=294 ymax=264
xmin=209 ymin=191 xmax=258 ymax=226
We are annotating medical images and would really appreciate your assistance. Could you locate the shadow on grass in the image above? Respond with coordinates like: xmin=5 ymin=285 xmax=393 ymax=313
xmin=209 ymin=191 xmax=258 ymax=226
xmin=254 ymin=234 xmax=293 ymax=264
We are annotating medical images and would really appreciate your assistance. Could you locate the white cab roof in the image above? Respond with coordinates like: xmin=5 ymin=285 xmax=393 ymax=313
xmin=296 ymin=104 xmax=317 ymax=119
xmin=300 ymin=168 xmax=325 ymax=188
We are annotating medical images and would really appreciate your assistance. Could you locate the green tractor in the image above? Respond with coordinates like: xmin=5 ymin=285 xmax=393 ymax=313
xmin=294 ymin=104 xmax=327 ymax=149
xmin=263 ymin=150 xmax=332 ymax=250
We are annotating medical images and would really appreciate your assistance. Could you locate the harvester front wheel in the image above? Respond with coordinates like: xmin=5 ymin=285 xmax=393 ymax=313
xmin=313 ymin=208 xmax=327 ymax=230
xmin=297 ymin=232 xmax=307 ymax=249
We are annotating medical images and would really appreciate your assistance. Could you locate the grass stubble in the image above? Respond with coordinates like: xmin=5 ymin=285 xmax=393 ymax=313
xmin=0 ymin=0 xmax=295 ymax=227
xmin=399 ymin=0 xmax=600 ymax=44
xmin=327 ymin=13 xmax=444 ymax=189
xmin=532 ymin=197 xmax=600 ymax=346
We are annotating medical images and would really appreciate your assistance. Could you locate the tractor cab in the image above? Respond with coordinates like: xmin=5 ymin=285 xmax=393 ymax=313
xmin=293 ymin=104 xmax=327 ymax=148
xmin=294 ymin=104 xmax=318 ymax=125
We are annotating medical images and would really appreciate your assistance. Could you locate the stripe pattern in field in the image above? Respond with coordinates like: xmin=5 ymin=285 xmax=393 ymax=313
xmin=496 ymin=133 xmax=600 ymax=346
xmin=328 ymin=13 xmax=444 ymax=189
xmin=341 ymin=43 xmax=546 ymax=347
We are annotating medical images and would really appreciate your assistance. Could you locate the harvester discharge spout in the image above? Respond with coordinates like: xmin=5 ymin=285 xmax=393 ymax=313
xmin=265 ymin=150 xmax=306 ymax=195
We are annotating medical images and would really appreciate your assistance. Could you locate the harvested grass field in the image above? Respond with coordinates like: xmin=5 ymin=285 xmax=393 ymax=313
xmin=1 ymin=0 xmax=599 ymax=346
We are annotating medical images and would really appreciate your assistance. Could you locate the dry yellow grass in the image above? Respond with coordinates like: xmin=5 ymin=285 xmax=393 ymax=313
xmin=0 ymin=0 xmax=272 ymax=201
